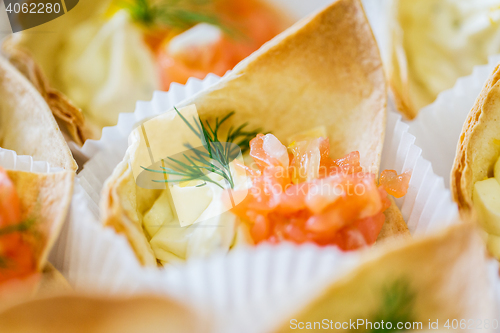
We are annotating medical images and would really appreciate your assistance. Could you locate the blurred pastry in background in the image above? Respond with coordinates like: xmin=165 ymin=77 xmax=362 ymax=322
xmin=0 ymin=56 xmax=77 ymax=171
xmin=389 ymin=0 xmax=500 ymax=119
xmin=0 ymin=294 xmax=210 ymax=333
xmin=0 ymin=167 xmax=73 ymax=304
xmin=272 ymin=223 xmax=494 ymax=332
xmin=452 ymin=62 xmax=500 ymax=260
xmin=3 ymin=0 xmax=291 ymax=132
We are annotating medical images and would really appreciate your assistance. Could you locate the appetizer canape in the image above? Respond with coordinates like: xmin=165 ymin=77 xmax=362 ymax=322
xmin=0 ymin=166 xmax=73 ymax=301
xmin=273 ymin=223 xmax=493 ymax=332
xmin=0 ymin=56 xmax=77 ymax=171
xmin=388 ymin=0 xmax=500 ymax=119
xmin=452 ymin=63 xmax=500 ymax=259
xmin=101 ymin=0 xmax=411 ymax=266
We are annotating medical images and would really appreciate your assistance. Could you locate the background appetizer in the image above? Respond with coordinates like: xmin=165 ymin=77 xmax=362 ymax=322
xmin=452 ymin=63 xmax=500 ymax=260
xmin=0 ymin=0 xmax=497 ymax=330
xmin=273 ymin=223 xmax=494 ymax=332
xmin=388 ymin=0 xmax=500 ymax=119
xmin=0 ymin=294 xmax=210 ymax=332
xmin=0 ymin=166 xmax=73 ymax=303
xmin=101 ymin=0 xmax=411 ymax=266
xmin=3 ymin=0 xmax=291 ymax=133
xmin=0 ymin=56 xmax=77 ymax=171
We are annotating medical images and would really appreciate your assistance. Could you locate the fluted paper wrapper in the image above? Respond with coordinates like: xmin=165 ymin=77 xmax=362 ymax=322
xmin=0 ymin=147 xmax=68 ymax=293
xmin=0 ymin=148 xmax=61 ymax=173
xmin=406 ymin=54 xmax=500 ymax=322
xmin=407 ymin=55 xmax=500 ymax=187
xmin=46 ymin=69 xmax=465 ymax=332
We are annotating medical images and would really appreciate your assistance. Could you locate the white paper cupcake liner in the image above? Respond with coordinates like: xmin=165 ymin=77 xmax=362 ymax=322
xmin=0 ymin=147 xmax=62 ymax=173
xmin=382 ymin=98 xmax=458 ymax=235
xmin=406 ymin=54 xmax=500 ymax=324
xmin=488 ymin=260 xmax=500 ymax=320
xmin=1 ymin=0 xmax=490 ymax=328
xmin=408 ymin=55 xmax=500 ymax=188
xmin=54 ymin=183 xmax=363 ymax=332
xmin=46 ymin=69 xmax=464 ymax=332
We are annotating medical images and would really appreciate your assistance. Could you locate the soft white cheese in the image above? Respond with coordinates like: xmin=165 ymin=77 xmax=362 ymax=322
xmin=186 ymin=211 xmax=237 ymax=259
xmin=167 ymin=23 xmax=223 ymax=56
xmin=60 ymin=10 xmax=159 ymax=127
xmin=147 ymin=159 xmax=250 ymax=264
xmin=149 ymin=214 xmax=191 ymax=262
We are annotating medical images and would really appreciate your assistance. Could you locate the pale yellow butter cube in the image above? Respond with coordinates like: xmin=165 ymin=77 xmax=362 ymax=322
xmin=473 ymin=178 xmax=500 ymax=236
xmin=143 ymin=190 xmax=174 ymax=238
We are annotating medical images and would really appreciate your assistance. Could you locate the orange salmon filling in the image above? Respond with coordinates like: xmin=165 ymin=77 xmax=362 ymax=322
xmin=231 ymin=134 xmax=411 ymax=250
xmin=150 ymin=0 xmax=287 ymax=89
xmin=0 ymin=167 xmax=36 ymax=284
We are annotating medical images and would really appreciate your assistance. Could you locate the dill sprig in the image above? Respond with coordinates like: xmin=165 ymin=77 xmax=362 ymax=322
xmin=120 ymin=0 xmax=235 ymax=36
xmin=0 ymin=256 xmax=8 ymax=269
xmin=141 ymin=107 xmax=259 ymax=189
xmin=0 ymin=219 xmax=35 ymax=237
xmin=368 ymin=279 xmax=416 ymax=332
xmin=0 ymin=219 xmax=35 ymax=270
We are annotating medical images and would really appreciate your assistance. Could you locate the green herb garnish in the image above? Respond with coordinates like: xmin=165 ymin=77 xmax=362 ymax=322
xmin=0 ymin=219 xmax=35 ymax=237
xmin=0 ymin=219 xmax=35 ymax=271
xmin=120 ymin=0 xmax=235 ymax=36
xmin=369 ymin=279 xmax=416 ymax=332
xmin=141 ymin=107 xmax=259 ymax=189
xmin=0 ymin=256 xmax=9 ymax=269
